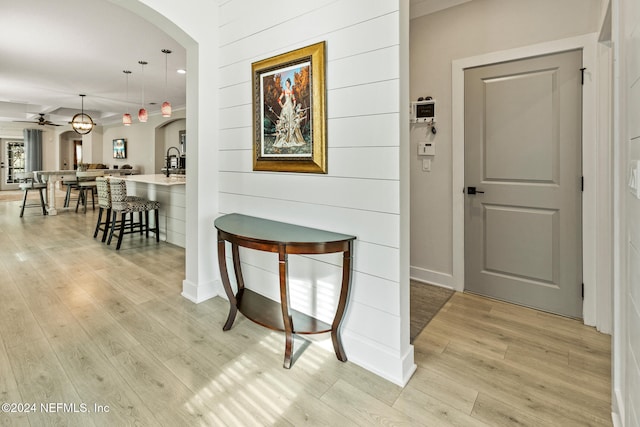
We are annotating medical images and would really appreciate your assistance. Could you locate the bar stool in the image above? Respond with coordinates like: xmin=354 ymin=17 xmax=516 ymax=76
xmin=94 ymin=177 xmax=144 ymax=242
xmin=15 ymin=172 xmax=47 ymax=217
xmin=94 ymin=177 xmax=116 ymax=242
xmin=75 ymin=170 xmax=104 ymax=213
xmin=107 ymin=178 xmax=160 ymax=250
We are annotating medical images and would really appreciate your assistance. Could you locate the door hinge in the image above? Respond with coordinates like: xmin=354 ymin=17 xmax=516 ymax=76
xmin=582 ymin=283 xmax=584 ymax=299
xmin=581 ymin=176 xmax=584 ymax=192
xmin=580 ymin=67 xmax=586 ymax=85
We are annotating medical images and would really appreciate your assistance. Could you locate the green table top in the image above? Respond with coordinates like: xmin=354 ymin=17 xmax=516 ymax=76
xmin=214 ymin=213 xmax=356 ymax=245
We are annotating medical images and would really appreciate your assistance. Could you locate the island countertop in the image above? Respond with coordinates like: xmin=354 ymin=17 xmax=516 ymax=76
xmin=122 ymin=174 xmax=186 ymax=186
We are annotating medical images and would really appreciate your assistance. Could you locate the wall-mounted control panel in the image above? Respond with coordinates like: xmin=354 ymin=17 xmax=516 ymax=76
xmin=418 ymin=142 xmax=435 ymax=156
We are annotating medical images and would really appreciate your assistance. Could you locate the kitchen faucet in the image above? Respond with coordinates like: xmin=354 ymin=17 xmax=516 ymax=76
xmin=165 ymin=146 xmax=181 ymax=177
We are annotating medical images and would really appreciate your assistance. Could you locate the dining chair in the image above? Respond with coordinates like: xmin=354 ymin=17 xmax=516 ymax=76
xmin=15 ymin=171 xmax=48 ymax=217
xmin=62 ymin=175 xmax=79 ymax=208
xmin=75 ymin=170 xmax=104 ymax=213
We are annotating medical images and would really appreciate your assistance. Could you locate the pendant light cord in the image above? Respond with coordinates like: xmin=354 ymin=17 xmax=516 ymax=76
xmin=138 ymin=60 xmax=147 ymax=109
xmin=123 ymin=70 xmax=131 ymax=112
xmin=163 ymin=49 xmax=170 ymax=99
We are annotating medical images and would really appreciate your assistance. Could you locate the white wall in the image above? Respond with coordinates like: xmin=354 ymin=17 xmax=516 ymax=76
xmin=0 ymin=123 xmax=58 ymax=171
xmin=115 ymin=0 xmax=220 ymax=307
xmin=409 ymin=1 xmax=603 ymax=285
xmin=101 ymin=110 xmax=186 ymax=173
xmin=159 ymin=118 xmax=186 ymax=173
xmin=613 ymin=0 xmax=640 ymax=424
xmin=216 ymin=0 xmax=413 ymax=385
xmin=162 ymin=119 xmax=186 ymax=154
xmin=121 ymin=0 xmax=413 ymax=386
xmin=59 ymin=131 xmax=80 ymax=170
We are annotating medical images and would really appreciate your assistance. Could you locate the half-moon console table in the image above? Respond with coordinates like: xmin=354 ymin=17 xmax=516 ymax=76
xmin=214 ymin=213 xmax=356 ymax=368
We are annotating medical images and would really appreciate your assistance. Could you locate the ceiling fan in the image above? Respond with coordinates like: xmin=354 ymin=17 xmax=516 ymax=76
xmin=14 ymin=113 xmax=62 ymax=126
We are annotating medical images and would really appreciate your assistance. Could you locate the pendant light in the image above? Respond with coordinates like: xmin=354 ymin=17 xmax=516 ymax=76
xmin=161 ymin=49 xmax=172 ymax=117
xmin=122 ymin=70 xmax=132 ymax=126
xmin=138 ymin=60 xmax=148 ymax=123
xmin=71 ymin=94 xmax=94 ymax=135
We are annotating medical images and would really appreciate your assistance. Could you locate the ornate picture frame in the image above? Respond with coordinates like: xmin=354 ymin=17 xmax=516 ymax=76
xmin=252 ymin=41 xmax=326 ymax=173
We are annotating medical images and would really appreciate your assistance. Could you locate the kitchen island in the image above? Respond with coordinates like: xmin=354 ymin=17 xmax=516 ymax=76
xmin=35 ymin=168 xmax=139 ymax=215
xmin=121 ymin=174 xmax=186 ymax=247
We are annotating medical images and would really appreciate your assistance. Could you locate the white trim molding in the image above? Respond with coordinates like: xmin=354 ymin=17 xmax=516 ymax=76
xmin=343 ymin=330 xmax=417 ymax=386
xmin=451 ymin=33 xmax=610 ymax=330
xmin=410 ymin=266 xmax=454 ymax=289
xmin=181 ymin=278 xmax=221 ymax=303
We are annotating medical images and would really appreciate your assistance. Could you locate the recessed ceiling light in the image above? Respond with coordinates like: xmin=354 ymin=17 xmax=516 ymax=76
xmin=177 ymin=69 xmax=187 ymax=75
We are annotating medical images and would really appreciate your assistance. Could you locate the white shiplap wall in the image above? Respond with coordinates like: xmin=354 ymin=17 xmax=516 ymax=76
xmin=617 ymin=0 xmax=640 ymax=424
xmin=217 ymin=0 xmax=414 ymax=385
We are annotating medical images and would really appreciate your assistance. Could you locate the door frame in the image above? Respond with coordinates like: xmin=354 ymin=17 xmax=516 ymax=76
xmin=451 ymin=33 xmax=611 ymax=331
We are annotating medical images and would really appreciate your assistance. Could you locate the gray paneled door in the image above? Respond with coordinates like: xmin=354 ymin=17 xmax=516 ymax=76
xmin=464 ymin=50 xmax=583 ymax=318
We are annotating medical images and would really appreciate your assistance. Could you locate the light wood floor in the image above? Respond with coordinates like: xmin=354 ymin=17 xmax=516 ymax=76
xmin=0 ymin=197 xmax=612 ymax=426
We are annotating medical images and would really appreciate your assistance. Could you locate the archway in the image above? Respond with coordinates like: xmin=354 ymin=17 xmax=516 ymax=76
xmin=58 ymin=130 xmax=81 ymax=170
xmin=111 ymin=1 xmax=221 ymax=303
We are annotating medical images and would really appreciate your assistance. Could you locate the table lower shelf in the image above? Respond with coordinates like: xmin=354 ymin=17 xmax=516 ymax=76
xmin=236 ymin=289 xmax=332 ymax=334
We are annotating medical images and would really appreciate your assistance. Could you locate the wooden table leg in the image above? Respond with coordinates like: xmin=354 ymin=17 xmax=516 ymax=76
xmin=231 ymin=243 xmax=245 ymax=293
xmin=278 ymin=245 xmax=294 ymax=369
xmin=217 ymin=235 xmax=238 ymax=331
xmin=331 ymin=241 xmax=353 ymax=362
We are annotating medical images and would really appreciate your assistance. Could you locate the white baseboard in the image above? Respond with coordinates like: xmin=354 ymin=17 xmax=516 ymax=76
xmin=410 ymin=266 xmax=455 ymax=290
xmin=611 ymin=412 xmax=622 ymax=427
xmin=343 ymin=330 xmax=417 ymax=387
xmin=611 ymin=388 xmax=624 ymax=427
xmin=181 ymin=278 xmax=221 ymax=303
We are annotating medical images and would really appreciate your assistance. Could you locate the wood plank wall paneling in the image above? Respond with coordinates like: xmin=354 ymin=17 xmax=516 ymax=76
xmin=328 ymin=113 xmax=401 ymax=148
xmin=327 ymin=46 xmax=400 ymax=90
xmin=127 ymin=182 xmax=186 ymax=248
xmin=218 ymin=0 xmax=338 ymax=45
xmin=219 ymin=173 xmax=400 ymax=214
xmin=219 ymin=147 xmax=400 ymax=179
xmin=623 ymin=0 xmax=640 ymax=424
xmin=219 ymin=193 xmax=400 ymax=247
xmin=217 ymin=0 xmax=407 ymax=381
xmin=217 ymin=12 xmax=401 ymax=91
xmin=328 ymin=80 xmax=400 ymax=118
xmin=218 ymin=1 xmax=398 ymax=60
xmin=219 ymin=113 xmax=401 ymax=150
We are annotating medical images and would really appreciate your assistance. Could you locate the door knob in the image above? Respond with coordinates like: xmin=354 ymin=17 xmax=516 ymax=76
xmin=467 ymin=186 xmax=485 ymax=194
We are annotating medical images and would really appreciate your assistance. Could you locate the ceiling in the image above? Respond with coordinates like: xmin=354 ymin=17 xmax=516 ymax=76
xmin=0 ymin=0 xmax=466 ymax=130
xmin=0 ymin=0 xmax=186 ymax=128
xmin=409 ymin=0 xmax=473 ymax=20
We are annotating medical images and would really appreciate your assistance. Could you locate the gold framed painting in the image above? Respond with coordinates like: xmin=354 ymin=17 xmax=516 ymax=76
xmin=252 ymin=41 xmax=326 ymax=173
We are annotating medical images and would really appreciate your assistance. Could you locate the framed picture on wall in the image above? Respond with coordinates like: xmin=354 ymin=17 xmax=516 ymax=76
xmin=252 ymin=41 xmax=327 ymax=173
xmin=113 ymin=138 xmax=126 ymax=159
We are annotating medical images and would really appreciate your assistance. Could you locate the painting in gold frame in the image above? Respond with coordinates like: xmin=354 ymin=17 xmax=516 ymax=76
xmin=252 ymin=41 xmax=326 ymax=173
